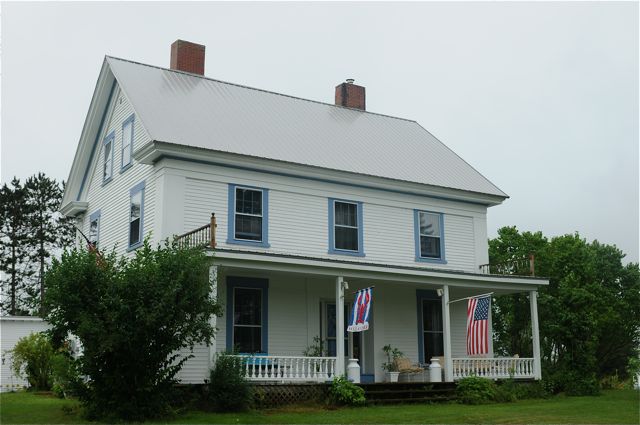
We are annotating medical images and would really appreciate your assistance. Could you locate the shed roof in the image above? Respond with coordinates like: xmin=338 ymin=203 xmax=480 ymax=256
xmin=107 ymin=56 xmax=507 ymax=198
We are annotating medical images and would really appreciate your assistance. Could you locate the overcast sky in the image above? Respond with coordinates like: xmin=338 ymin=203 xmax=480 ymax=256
xmin=1 ymin=1 xmax=638 ymax=263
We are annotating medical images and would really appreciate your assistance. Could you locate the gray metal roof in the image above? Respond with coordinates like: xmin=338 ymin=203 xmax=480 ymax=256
xmin=107 ymin=56 xmax=507 ymax=198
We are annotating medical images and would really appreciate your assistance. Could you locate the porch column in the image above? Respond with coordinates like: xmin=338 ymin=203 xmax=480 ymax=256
xmin=442 ymin=285 xmax=453 ymax=382
xmin=208 ymin=265 xmax=218 ymax=370
xmin=336 ymin=276 xmax=345 ymax=376
xmin=530 ymin=290 xmax=542 ymax=380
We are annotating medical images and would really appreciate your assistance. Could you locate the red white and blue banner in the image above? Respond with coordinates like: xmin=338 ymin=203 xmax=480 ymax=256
xmin=467 ymin=295 xmax=491 ymax=355
xmin=348 ymin=288 xmax=372 ymax=332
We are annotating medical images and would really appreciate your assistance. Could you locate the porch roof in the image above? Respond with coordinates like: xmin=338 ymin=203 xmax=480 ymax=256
xmin=210 ymin=248 xmax=548 ymax=292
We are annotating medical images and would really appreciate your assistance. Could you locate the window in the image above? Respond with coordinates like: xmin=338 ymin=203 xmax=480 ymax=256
xmin=417 ymin=290 xmax=444 ymax=364
xmin=103 ymin=132 xmax=114 ymax=183
xmin=328 ymin=199 xmax=364 ymax=256
xmin=227 ymin=184 xmax=269 ymax=247
xmin=88 ymin=210 xmax=101 ymax=247
xmin=226 ymin=277 xmax=268 ymax=353
xmin=128 ymin=181 xmax=145 ymax=249
xmin=414 ymin=210 xmax=446 ymax=262
xmin=121 ymin=114 xmax=134 ymax=171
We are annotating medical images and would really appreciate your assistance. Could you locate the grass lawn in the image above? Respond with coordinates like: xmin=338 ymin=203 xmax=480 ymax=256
xmin=1 ymin=389 xmax=638 ymax=424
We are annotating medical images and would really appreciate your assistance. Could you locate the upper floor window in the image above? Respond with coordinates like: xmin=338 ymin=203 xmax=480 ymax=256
xmin=121 ymin=114 xmax=134 ymax=171
xmin=89 ymin=210 xmax=101 ymax=247
xmin=414 ymin=210 xmax=446 ymax=262
xmin=328 ymin=198 xmax=364 ymax=256
xmin=227 ymin=184 xmax=269 ymax=247
xmin=128 ymin=181 xmax=145 ymax=250
xmin=103 ymin=132 xmax=115 ymax=183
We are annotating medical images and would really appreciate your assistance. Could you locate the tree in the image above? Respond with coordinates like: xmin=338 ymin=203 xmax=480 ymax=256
xmin=25 ymin=173 xmax=75 ymax=314
xmin=489 ymin=227 xmax=640 ymax=395
xmin=0 ymin=178 xmax=34 ymax=315
xmin=44 ymin=240 xmax=222 ymax=421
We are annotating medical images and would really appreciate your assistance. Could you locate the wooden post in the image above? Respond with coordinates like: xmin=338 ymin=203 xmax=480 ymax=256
xmin=442 ymin=285 xmax=453 ymax=382
xmin=210 ymin=213 xmax=217 ymax=248
xmin=529 ymin=253 xmax=535 ymax=276
xmin=335 ymin=276 xmax=345 ymax=377
xmin=530 ymin=290 xmax=542 ymax=380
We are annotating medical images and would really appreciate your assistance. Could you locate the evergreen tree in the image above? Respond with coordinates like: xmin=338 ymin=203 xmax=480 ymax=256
xmin=0 ymin=178 xmax=34 ymax=315
xmin=24 ymin=173 xmax=73 ymax=314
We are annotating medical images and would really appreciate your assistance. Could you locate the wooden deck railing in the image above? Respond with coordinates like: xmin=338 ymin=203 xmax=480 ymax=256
xmin=228 ymin=355 xmax=337 ymax=382
xmin=479 ymin=254 xmax=535 ymax=276
xmin=175 ymin=213 xmax=217 ymax=249
xmin=452 ymin=357 xmax=535 ymax=380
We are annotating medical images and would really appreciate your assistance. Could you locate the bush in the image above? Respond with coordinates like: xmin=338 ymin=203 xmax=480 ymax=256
xmin=10 ymin=332 xmax=54 ymax=390
xmin=328 ymin=376 xmax=366 ymax=406
xmin=456 ymin=377 xmax=497 ymax=405
xmin=50 ymin=350 xmax=83 ymax=398
xmin=495 ymin=379 xmax=550 ymax=402
xmin=44 ymin=241 xmax=223 ymax=421
xmin=208 ymin=353 xmax=252 ymax=412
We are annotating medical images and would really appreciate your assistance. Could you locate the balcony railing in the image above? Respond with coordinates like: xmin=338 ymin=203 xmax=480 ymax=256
xmin=175 ymin=213 xmax=217 ymax=249
xmin=229 ymin=355 xmax=337 ymax=382
xmin=479 ymin=254 xmax=535 ymax=276
xmin=452 ymin=357 xmax=535 ymax=380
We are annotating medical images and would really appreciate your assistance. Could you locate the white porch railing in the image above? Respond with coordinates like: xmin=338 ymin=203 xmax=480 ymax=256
xmin=230 ymin=355 xmax=337 ymax=382
xmin=452 ymin=357 xmax=535 ymax=380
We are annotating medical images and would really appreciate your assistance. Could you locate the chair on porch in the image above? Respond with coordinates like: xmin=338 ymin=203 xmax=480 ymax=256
xmin=397 ymin=357 xmax=428 ymax=383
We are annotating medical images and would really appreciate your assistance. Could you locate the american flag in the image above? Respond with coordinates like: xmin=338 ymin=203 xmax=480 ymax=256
xmin=467 ymin=295 xmax=490 ymax=355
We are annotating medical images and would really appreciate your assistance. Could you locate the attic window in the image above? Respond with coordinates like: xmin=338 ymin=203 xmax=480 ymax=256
xmin=103 ymin=132 xmax=114 ymax=184
xmin=121 ymin=114 xmax=134 ymax=171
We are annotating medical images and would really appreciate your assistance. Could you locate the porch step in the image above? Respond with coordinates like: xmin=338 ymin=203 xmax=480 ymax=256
xmin=358 ymin=382 xmax=457 ymax=404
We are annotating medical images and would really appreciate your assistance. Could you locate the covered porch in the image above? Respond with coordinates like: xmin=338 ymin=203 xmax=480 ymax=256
xmin=202 ymin=249 xmax=546 ymax=384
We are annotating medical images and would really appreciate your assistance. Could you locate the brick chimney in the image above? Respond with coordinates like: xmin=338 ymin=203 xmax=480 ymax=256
xmin=170 ymin=39 xmax=205 ymax=75
xmin=335 ymin=79 xmax=365 ymax=110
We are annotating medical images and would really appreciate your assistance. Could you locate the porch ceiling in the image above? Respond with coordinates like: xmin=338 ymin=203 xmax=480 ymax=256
xmin=210 ymin=248 xmax=548 ymax=293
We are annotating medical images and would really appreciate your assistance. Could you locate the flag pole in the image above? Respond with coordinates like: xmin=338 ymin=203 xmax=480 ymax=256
xmin=447 ymin=292 xmax=494 ymax=305
xmin=347 ymin=285 xmax=375 ymax=296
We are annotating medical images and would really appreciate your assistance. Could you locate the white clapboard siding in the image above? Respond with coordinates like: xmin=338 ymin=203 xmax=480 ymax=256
xmin=0 ymin=317 xmax=50 ymax=392
xmin=175 ymin=344 xmax=210 ymax=384
xmin=179 ymin=165 xmax=484 ymax=273
xmin=81 ymin=85 xmax=156 ymax=256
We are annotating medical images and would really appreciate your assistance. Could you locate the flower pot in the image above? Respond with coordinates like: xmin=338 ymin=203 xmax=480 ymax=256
xmin=386 ymin=371 xmax=400 ymax=383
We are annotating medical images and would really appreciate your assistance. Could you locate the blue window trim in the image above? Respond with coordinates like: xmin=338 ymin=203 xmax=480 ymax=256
xmin=89 ymin=209 xmax=101 ymax=246
xmin=328 ymin=198 xmax=365 ymax=257
xmin=414 ymin=210 xmax=447 ymax=264
xmin=101 ymin=131 xmax=115 ymax=186
xmin=120 ymin=113 xmax=135 ymax=173
xmin=127 ymin=180 xmax=145 ymax=251
xmin=227 ymin=184 xmax=270 ymax=248
xmin=226 ymin=276 xmax=269 ymax=354
xmin=416 ymin=289 xmax=441 ymax=364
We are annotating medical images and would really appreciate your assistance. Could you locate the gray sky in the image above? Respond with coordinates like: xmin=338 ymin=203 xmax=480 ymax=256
xmin=2 ymin=1 xmax=638 ymax=263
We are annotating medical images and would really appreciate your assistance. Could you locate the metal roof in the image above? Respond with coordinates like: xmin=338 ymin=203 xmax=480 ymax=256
xmin=106 ymin=56 xmax=507 ymax=198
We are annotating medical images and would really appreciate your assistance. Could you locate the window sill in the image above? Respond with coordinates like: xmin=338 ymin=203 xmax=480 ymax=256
xmin=101 ymin=177 xmax=113 ymax=187
xmin=119 ymin=162 xmax=133 ymax=174
xmin=226 ymin=239 xmax=270 ymax=248
xmin=127 ymin=241 xmax=143 ymax=252
xmin=415 ymin=256 xmax=447 ymax=264
xmin=328 ymin=249 xmax=366 ymax=257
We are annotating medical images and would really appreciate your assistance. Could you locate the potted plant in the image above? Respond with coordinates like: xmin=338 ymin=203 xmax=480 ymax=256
xmin=382 ymin=344 xmax=403 ymax=383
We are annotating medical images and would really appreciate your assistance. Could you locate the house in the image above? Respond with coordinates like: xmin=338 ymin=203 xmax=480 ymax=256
xmin=61 ymin=40 xmax=548 ymax=384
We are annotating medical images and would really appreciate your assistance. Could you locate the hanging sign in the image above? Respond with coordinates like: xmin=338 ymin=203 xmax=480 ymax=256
xmin=347 ymin=287 xmax=372 ymax=332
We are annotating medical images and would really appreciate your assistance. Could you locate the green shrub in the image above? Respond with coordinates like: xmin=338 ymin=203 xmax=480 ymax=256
xmin=10 ymin=332 xmax=54 ymax=391
xmin=494 ymin=379 xmax=550 ymax=402
xmin=50 ymin=350 xmax=83 ymax=398
xmin=456 ymin=377 xmax=497 ymax=405
xmin=44 ymin=241 xmax=223 ymax=421
xmin=208 ymin=353 xmax=252 ymax=412
xmin=328 ymin=376 xmax=366 ymax=406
